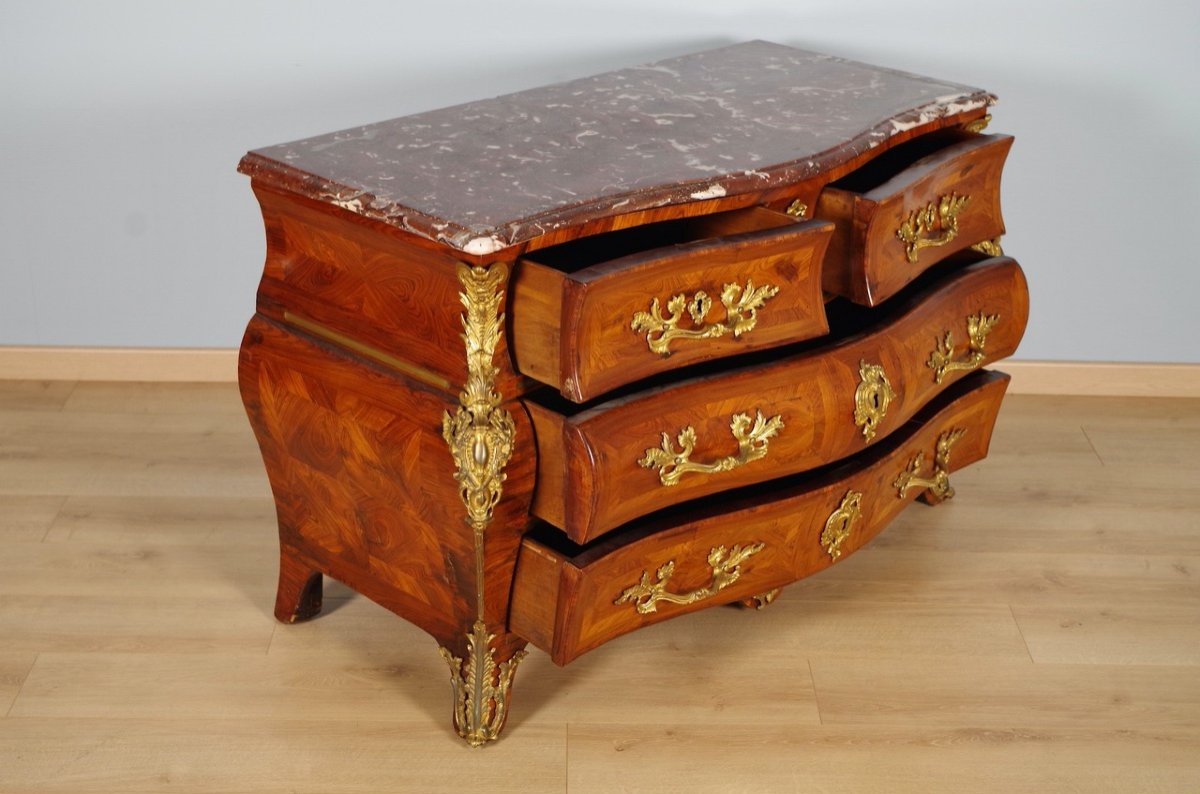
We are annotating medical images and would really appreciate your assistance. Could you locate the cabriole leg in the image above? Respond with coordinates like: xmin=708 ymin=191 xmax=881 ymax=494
xmin=274 ymin=547 xmax=323 ymax=624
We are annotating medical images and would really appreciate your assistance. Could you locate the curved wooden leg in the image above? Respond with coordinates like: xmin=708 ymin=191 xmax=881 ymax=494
xmin=274 ymin=546 xmax=323 ymax=624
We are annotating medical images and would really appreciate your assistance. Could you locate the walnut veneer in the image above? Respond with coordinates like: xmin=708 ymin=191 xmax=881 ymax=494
xmin=236 ymin=41 xmax=1026 ymax=746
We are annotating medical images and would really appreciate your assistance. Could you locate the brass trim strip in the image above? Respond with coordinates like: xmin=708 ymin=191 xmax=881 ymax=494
xmin=436 ymin=262 xmax=525 ymax=747
xmin=282 ymin=310 xmax=452 ymax=391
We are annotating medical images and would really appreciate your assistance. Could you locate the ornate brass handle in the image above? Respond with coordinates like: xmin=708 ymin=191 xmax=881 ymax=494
xmin=821 ymin=490 xmax=863 ymax=560
xmin=893 ymin=428 xmax=966 ymax=502
xmin=630 ymin=279 xmax=780 ymax=356
xmin=639 ymin=410 xmax=784 ymax=487
xmin=896 ymin=192 xmax=971 ymax=264
xmin=853 ymin=359 xmax=895 ymax=441
xmin=615 ymin=542 xmax=765 ymax=614
xmin=927 ymin=312 xmax=1000 ymax=384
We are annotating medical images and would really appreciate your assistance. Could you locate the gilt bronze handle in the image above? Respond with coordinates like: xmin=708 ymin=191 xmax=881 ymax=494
xmin=896 ymin=192 xmax=971 ymax=263
xmin=615 ymin=543 xmax=765 ymax=614
xmin=630 ymin=279 xmax=780 ymax=356
xmin=927 ymin=312 xmax=1000 ymax=384
xmin=638 ymin=410 xmax=784 ymax=487
xmin=893 ymin=428 xmax=967 ymax=503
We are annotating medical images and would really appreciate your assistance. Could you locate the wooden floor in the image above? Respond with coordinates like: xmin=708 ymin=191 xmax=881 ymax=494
xmin=0 ymin=380 xmax=1197 ymax=793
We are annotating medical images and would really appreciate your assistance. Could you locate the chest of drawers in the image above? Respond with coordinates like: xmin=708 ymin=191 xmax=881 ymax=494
xmin=236 ymin=41 xmax=1026 ymax=746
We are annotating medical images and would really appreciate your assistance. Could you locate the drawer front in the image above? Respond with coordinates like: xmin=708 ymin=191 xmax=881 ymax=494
xmin=527 ymin=256 xmax=1027 ymax=542
xmin=511 ymin=370 xmax=1010 ymax=664
xmin=511 ymin=208 xmax=833 ymax=402
xmin=817 ymin=133 xmax=1012 ymax=306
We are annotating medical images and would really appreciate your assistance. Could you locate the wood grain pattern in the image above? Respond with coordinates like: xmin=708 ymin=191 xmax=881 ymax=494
xmin=564 ymin=723 xmax=1200 ymax=794
xmin=528 ymin=257 xmax=1029 ymax=542
xmin=809 ymin=655 xmax=1200 ymax=729
xmin=250 ymin=184 xmax=534 ymax=400
xmin=0 ymin=594 xmax=273 ymax=655
xmin=0 ymin=347 xmax=239 ymax=383
xmin=0 ymin=654 xmax=38 ymax=716
xmin=41 ymin=494 xmax=276 ymax=546
xmin=512 ymin=208 xmax=832 ymax=401
xmin=238 ymin=315 xmax=536 ymax=653
xmin=511 ymin=371 xmax=1009 ymax=664
xmin=817 ymin=133 xmax=1012 ymax=305
xmin=0 ymin=495 xmax=65 ymax=543
xmin=0 ymin=719 xmax=568 ymax=793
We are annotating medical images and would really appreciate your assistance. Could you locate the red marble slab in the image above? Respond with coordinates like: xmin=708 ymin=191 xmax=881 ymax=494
xmin=239 ymin=41 xmax=993 ymax=256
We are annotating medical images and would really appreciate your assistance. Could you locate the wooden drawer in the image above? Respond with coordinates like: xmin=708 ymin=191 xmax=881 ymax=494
xmin=525 ymin=256 xmax=1027 ymax=543
xmin=511 ymin=207 xmax=833 ymax=402
xmin=511 ymin=370 xmax=1010 ymax=664
xmin=816 ymin=132 xmax=1012 ymax=306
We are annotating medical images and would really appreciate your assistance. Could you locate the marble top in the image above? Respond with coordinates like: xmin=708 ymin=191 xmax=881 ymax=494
xmin=239 ymin=41 xmax=993 ymax=255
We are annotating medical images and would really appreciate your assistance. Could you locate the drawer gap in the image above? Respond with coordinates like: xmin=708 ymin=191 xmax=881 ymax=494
xmin=524 ymin=206 xmax=799 ymax=273
xmin=821 ymin=249 xmax=990 ymax=331
xmin=830 ymin=128 xmax=974 ymax=193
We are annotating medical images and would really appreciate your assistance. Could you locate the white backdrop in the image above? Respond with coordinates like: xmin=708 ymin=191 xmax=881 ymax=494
xmin=2 ymin=1 xmax=1197 ymax=362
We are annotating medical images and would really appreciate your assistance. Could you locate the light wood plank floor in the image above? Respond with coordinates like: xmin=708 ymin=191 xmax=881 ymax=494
xmin=1 ymin=380 xmax=1197 ymax=793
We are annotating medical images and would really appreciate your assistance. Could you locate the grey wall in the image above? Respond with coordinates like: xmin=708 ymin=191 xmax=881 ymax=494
xmin=3 ymin=1 xmax=1197 ymax=361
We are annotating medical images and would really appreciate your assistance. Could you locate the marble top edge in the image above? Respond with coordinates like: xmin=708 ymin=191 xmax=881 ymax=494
xmin=239 ymin=41 xmax=995 ymax=255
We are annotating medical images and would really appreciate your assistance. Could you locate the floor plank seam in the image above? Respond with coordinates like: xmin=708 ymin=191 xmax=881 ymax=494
xmin=58 ymin=380 xmax=81 ymax=413
xmin=1009 ymin=604 xmax=1035 ymax=664
xmin=38 ymin=495 xmax=70 ymax=542
xmin=4 ymin=653 xmax=39 ymax=718
xmin=807 ymin=657 xmax=824 ymax=725
xmin=1079 ymin=425 xmax=1106 ymax=466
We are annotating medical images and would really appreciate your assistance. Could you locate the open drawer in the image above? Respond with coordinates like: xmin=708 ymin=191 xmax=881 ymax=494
xmin=816 ymin=131 xmax=1012 ymax=306
xmin=510 ymin=370 xmax=1010 ymax=665
xmin=511 ymin=207 xmax=833 ymax=402
xmin=523 ymin=256 xmax=1028 ymax=543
